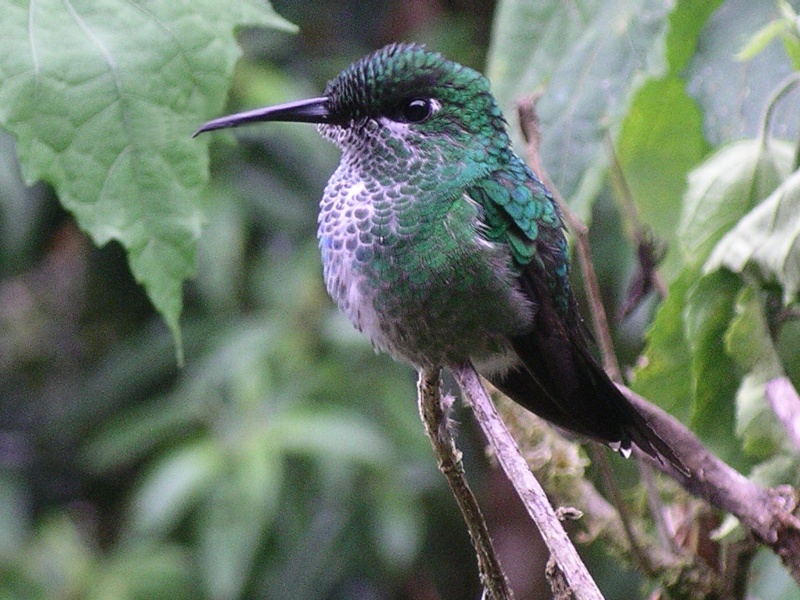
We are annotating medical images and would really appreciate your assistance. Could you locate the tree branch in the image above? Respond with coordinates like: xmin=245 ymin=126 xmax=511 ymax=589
xmin=416 ymin=368 xmax=513 ymax=599
xmin=622 ymin=385 xmax=800 ymax=584
xmin=452 ymin=362 xmax=605 ymax=600
xmin=495 ymin=394 xmax=722 ymax=599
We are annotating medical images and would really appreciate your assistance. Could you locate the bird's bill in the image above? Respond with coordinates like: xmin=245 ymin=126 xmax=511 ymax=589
xmin=192 ymin=96 xmax=331 ymax=137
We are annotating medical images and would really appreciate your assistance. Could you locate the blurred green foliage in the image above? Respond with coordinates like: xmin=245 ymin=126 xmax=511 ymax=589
xmin=3 ymin=0 xmax=800 ymax=598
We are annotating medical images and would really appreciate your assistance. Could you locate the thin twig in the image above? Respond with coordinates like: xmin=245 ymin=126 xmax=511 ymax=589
xmin=637 ymin=459 xmax=679 ymax=553
xmin=721 ymin=539 xmax=758 ymax=600
xmin=758 ymin=72 xmax=800 ymax=149
xmin=766 ymin=377 xmax=800 ymax=451
xmin=416 ymin=368 xmax=513 ymax=599
xmin=591 ymin=446 xmax=654 ymax=573
xmin=605 ymin=134 xmax=668 ymax=304
xmin=452 ymin=362 xmax=605 ymax=600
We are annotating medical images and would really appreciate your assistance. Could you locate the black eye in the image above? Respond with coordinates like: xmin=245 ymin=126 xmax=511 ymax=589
xmin=401 ymin=98 xmax=433 ymax=123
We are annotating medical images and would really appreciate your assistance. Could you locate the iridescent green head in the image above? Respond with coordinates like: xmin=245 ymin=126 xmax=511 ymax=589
xmin=321 ymin=43 xmax=506 ymax=136
xmin=195 ymin=43 xmax=510 ymax=170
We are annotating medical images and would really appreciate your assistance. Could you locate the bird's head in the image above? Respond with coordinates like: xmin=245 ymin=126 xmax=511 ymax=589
xmin=195 ymin=44 xmax=510 ymax=176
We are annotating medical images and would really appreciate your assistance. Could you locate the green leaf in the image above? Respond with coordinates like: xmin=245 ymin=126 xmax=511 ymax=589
xmin=268 ymin=411 xmax=394 ymax=466
xmin=749 ymin=453 xmax=800 ymax=488
xmin=371 ymin=477 xmax=424 ymax=572
xmin=666 ymin=0 xmax=724 ymax=73
xmin=198 ymin=443 xmax=283 ymax=600
xmin=0 ymin=475 xmax=27 ymax=557
xmin=685 ymin=0 xmax=800 ymax=144
xmin=781 ymin=0 xmax=799 ymax=20
xmin=487 ymin=0 xmax=673 ymax=218
xmin=748 ymin=548 xmax=800 ymax=600
xmin=616 ymin=0 xmax=722 ymax=280
xmin=778 ymin=319 xmax=800 ymax=385
xmin=87 ymin=543 xmax=196 ymax=600
xmin=782 ymin=31 xmax=800 ymax=70
xmin=618 ymin=76 xmax=710 ymax=280
xmin=81 ymin=392 xmax=207 ymax=474
xmin=678 ymin=139 xmax=794 ymax=268
xmin=129 ymin=439 xmax=222 ymax=536
xmin=27 ymin=515 xmax=93 ymax=598
xmin=0 ymin=0 xmax=295 ymax=357
xmin=683 ymin=270 xmax=743 ymax=462
xmin=707 ymin=167 xmax=800 ymax=304
xmin=725 ymin=287 xmax=785 ymax=457
xmin=487 ymin=0 xmax=602 ymax=110
xmin=631 ymin=268 xmax=695 ymax=420
xmin=725 ymin=288 xmax=782 ymax=372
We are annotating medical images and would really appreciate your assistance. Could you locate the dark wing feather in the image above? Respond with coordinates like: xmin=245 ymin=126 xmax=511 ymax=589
xmin=466 ymin=165 xmax=686 ymax=474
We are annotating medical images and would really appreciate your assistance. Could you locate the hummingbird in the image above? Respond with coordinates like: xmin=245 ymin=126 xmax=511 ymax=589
xmin=195 ymin=43 xmax=684 ymax=473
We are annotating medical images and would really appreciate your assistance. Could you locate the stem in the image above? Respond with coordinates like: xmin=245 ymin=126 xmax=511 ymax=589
xmin=637 ymin=459 xmax=679 ymax=553
xmin=453 ymin=362 xmax=605 ymax=600
xmin=766 ymin=377 xmax=800 ymax=452
xmin=605 ymin=134 xmax=668 ymax=302
xmin=416 ymin=368 xmax=513 ymax=599
xmin=591 ymin=446 xmax=654 ymax=573
xmin=758 ymin=71 xmax=800 ymax=150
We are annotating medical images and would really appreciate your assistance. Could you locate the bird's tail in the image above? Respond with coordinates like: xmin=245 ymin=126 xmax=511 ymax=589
xmin=488 ymin=311 xmax=687 ymax=476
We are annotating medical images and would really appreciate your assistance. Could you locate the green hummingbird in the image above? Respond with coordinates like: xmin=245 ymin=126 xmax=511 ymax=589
xmin=195 ymin=43 xmax=684 ymax=473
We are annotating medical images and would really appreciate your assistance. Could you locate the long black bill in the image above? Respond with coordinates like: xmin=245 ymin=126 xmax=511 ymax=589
xmin=192 ymin=96 xmax=331 ymax=138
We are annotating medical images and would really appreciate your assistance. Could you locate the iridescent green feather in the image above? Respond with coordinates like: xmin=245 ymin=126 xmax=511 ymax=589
xmin=466 ymin=162 xmax=571 ymax=314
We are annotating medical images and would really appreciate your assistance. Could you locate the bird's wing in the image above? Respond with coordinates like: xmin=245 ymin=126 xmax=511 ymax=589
xmin=465 ymin=165 xmax=686 ymax=473
xmin=465 ymin=167 xmax=611 ymax=433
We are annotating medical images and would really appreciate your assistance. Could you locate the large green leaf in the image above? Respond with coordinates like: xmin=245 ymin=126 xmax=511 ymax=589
xmin=198 ymin=441 xmax=283 ymax=600
xmin=631 ymin=268 xmax=695 ymax=420
xmin=266 ymin=411 xmax=394 ymax=466
xmin=678 ymin=139 xmax=794 ymax=268
xmin=707 ymin=167 xmax=800 ymax=304
xmin=487 ymin=0 xmax=672 ymax=218
xmin=618 ymin=76 xmax=709 ymax=280
xmin=685 ymin=0 xmax=800 ymax=144
xmin=129 ymin=439 xmax=223 ymax=537
xmin=615 ymin=0 xmax=721 ymax=279
xmin=683 ymin=270 xmax=744 ymax=462
xmin=724 ymin=287 xmax=785 ymax=458
xmin=486 ymin=0 xmax=602 ymax=111
xmin=634 ymin=267 xmax=749 ymax=465
xmin=0 ymin=0 xmax=295 ymax=355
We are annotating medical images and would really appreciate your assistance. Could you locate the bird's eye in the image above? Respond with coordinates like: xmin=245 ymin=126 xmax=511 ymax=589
xmin=401 ymin=98 xmax=433 ymax=123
